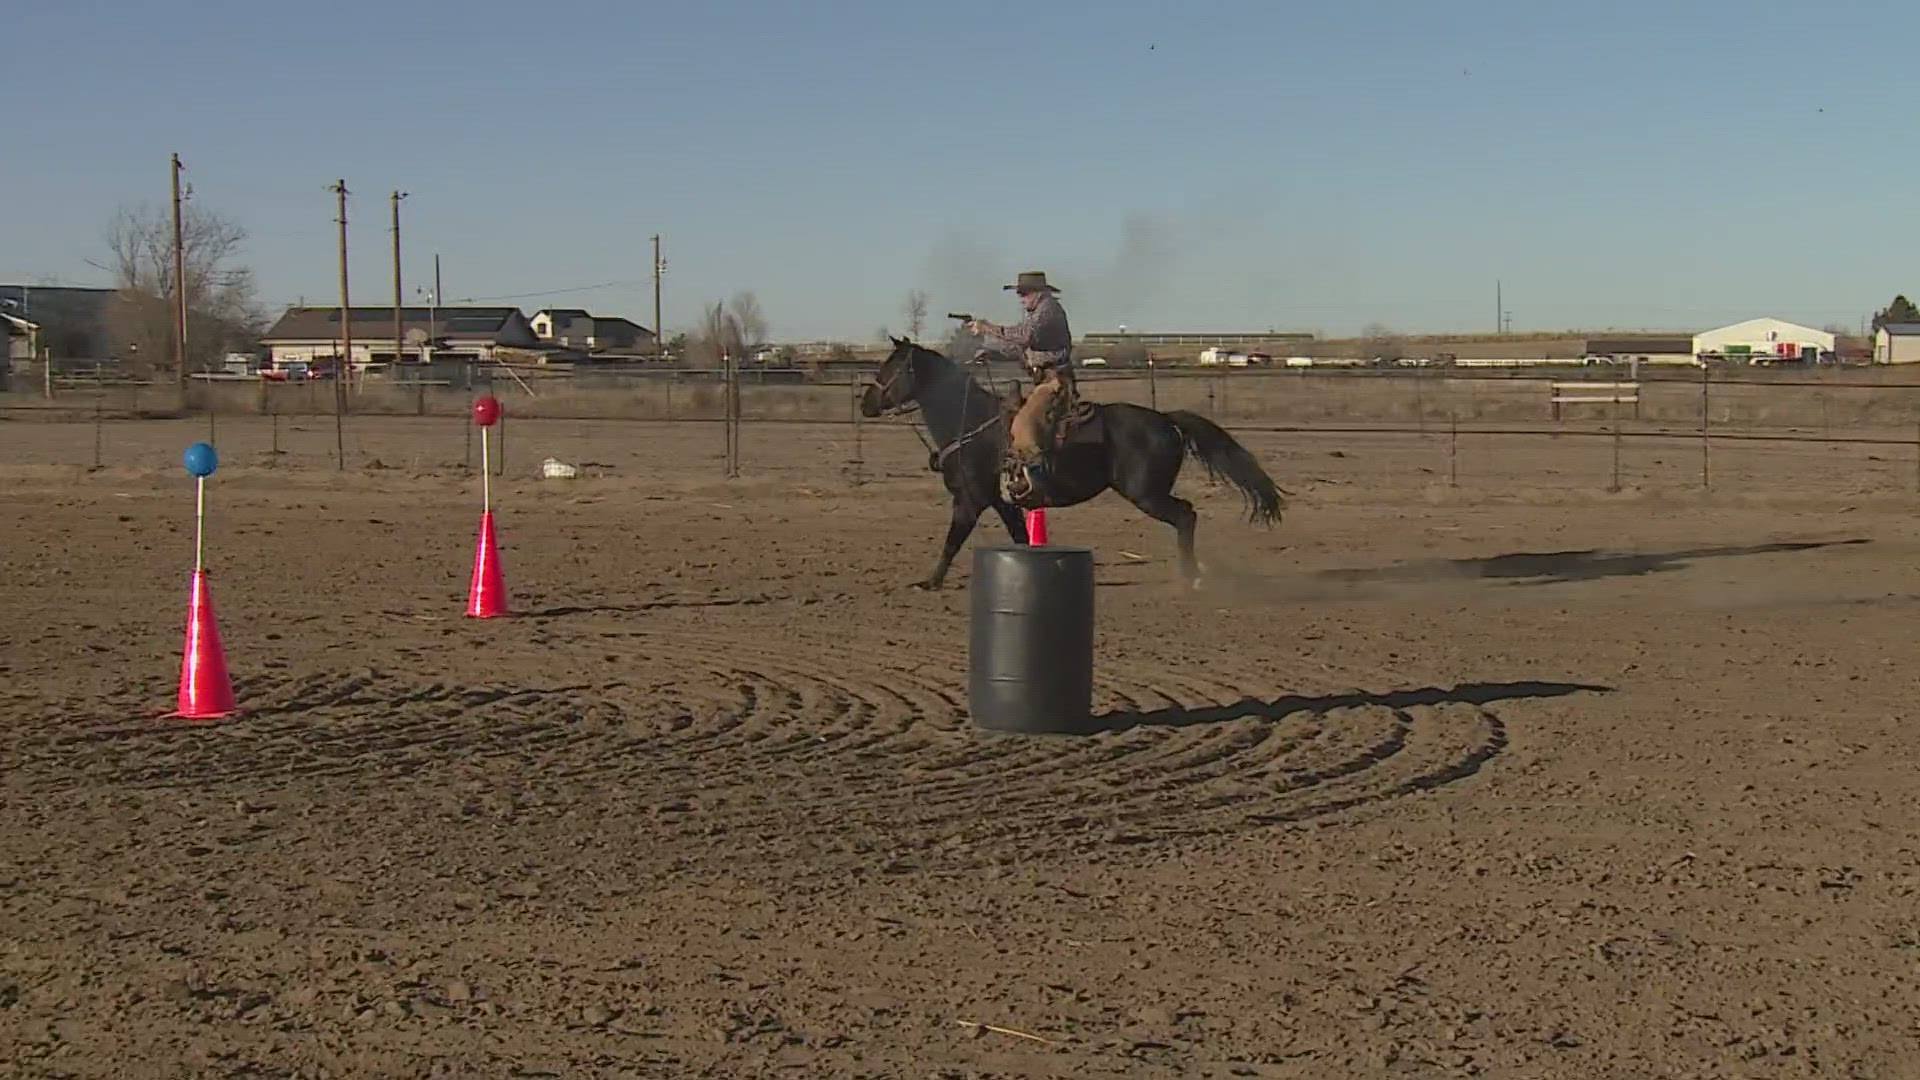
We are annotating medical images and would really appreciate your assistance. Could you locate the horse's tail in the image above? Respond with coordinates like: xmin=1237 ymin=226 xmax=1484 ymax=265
xmin=1165 ymin=410 xmax=1284 ymax=527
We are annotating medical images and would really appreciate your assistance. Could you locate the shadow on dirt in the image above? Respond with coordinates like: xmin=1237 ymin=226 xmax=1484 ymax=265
xmin=525 ymin=596 xmax=774 ymax=619
xmin=1317 ymin=539 xmax=1869 ymax=588
xmin=1085 ymin=679 xmax=1611 ymax=734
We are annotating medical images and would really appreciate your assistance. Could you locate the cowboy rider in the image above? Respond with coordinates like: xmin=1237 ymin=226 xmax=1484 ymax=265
xmin=967 ymin=270 xmax=1072 ymax=500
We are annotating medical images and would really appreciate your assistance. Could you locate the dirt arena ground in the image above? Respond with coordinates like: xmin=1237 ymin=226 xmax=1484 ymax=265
xmin=5 ymin=412 xmax=1920 ymax=1078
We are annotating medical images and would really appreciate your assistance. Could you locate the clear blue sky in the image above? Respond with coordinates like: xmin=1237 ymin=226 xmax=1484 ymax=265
xmin=4 ymin=0 xmax=1916 ymax=340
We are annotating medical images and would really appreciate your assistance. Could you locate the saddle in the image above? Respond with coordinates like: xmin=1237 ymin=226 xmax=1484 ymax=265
xmin=994 ymin=374 xmax=1103 ymax=508
xmin=1054 ymin=398 xmax=1103 ymax=447
xmin=1000 ymin=384 xmax=1105 ymax=449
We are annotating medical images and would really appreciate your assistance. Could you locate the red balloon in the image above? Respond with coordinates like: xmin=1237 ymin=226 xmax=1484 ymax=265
xmin=472 ymin=396 xmax=502 ymax=427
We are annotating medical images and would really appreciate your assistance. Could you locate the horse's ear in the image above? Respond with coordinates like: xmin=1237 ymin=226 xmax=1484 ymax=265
xmin=891 ymin=334 xmax=906 ymax=347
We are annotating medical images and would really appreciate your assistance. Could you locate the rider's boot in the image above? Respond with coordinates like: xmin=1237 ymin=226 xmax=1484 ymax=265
xmin=1004 ymin=442 xmax=1057 ymax=508
xmin=1022 ymin=457 xmax=1056 ymax=507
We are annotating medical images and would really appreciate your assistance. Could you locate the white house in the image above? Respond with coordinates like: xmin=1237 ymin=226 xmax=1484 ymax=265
xmin=1692 ymin=318 xmax=1834 ymax=363
xmin=530 ymin=308 xmax=594 ymax=348
xmin=1873 ymin=323 xmax=1920 ymax=364
xmin=259 ymin=306 xmax=540 ymax=371
xmin=2 ymin=311 xmax=36 ymax=388
xmin=530 ymin=308 xmax=655 ymax=353
xmin=3 ymin=310 xmax=39 ymax=363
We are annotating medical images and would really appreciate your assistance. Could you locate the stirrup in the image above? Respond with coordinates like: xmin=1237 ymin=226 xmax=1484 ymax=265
xmin=1005 ymin=458 xmax=1053 ymax=508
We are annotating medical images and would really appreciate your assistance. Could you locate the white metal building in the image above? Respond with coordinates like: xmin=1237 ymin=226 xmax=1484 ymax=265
xmin=1873 ymin=323 xmax=1920 ymax=364
xmin=1692 ymin=318 xmax=1834 ymax=362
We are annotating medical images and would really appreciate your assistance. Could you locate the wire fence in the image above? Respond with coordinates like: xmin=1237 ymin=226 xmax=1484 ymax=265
xmin=7 ymin=362 xmax=1920 ymax=495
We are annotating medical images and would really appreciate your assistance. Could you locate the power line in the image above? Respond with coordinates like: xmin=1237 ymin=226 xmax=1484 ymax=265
xmin=447 ymin=280 xmax=642 ymax=303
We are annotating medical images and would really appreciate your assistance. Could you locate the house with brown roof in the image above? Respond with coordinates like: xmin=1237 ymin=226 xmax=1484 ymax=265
xmin=259 ymin=306 xmax=540 ymax=371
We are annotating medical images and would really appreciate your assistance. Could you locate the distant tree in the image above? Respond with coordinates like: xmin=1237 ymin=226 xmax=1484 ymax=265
xmin=1873 ymin=295 xmax=1920 ymax=330
xmin=688 ymin=291 xmax=769 ymax=366
xmin=902 ymin=289 xmax=929 ymax=339
xmin=827 ymin=343 xmax=857 ymax=363
xmin=1360 ymin=321 xmax=1406 ymax=363
xmin=728 ymin=290 xmax=768 ymax=351
xmin=103 ymin=199 xmax=265 ymax=375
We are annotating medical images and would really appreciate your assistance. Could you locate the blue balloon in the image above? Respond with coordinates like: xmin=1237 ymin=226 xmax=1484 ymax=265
xmin=183 ymin=442 xmax=218 ymax=478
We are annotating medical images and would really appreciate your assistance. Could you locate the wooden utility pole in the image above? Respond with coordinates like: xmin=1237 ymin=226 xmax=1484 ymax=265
xmin=652 ymin=234 xmax=665 ymax=357
xmin=330 ymin=179 xmax=351 ymax=468
xmin=171 ymin=153 xmax=188 ymax=391
xmin=391 ymin=191 xmax=408 ymax=367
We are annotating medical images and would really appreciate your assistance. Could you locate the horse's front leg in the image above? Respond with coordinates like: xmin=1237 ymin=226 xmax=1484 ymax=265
xmin=990 ymin=497 xmax=1029 ymax=544
xmin=919 ymin=494 xmax=985 ymax=590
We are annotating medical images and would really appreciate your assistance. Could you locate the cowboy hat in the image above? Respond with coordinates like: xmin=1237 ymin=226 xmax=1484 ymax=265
xmin=1003 ymin=270 xmax=1061 ymax=294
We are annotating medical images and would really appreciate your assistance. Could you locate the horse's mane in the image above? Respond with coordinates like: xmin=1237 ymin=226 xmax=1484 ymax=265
xmin=902 ymin=341 xmax=996 ymax=406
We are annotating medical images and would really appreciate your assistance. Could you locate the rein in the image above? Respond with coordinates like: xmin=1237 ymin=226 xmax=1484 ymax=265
xmin=871 ymin=348 xmax=1006 ymax=471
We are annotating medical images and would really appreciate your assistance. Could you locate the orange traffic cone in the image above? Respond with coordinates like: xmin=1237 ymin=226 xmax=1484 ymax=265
xmin=173 ymin=569 xmax=236 ymax=720
xmin=465 ymin=510 xmax=508 ymax=618
xmin=1026 ymin=508 xmax=1049 ymax=545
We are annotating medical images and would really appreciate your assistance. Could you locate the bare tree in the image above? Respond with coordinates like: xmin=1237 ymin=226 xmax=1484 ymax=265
xmin=903 ymin=289 xmax=928 ymax=340
xmin=1359 ymin=321 xmax=1406 ymax=363
xmin=689 ymin=291 xmax=770 ymax=366
xmin=729 ymin=291 xmax=767 ymax=352
xmin=104 ymin=200 xmax=264 ymax=375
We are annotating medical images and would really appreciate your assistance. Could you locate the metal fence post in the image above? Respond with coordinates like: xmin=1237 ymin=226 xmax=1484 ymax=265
xmin=851 ymin=378 xmax=865 ymax=485
xmin=1449 ymin=413 xmax=1458 ymax=487
xmin=1700 ymin=362 xmax=1711 ymax=490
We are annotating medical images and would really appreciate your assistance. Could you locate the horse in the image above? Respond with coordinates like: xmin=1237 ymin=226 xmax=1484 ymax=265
xmin=858 ymin=336 xmax=1285 ymax=590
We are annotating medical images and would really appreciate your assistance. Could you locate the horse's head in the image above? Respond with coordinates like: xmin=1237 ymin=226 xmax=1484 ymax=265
xmin=859 ymin=336 xmax=938 ymax=417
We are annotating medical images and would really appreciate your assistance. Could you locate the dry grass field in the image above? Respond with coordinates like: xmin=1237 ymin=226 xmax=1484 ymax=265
xmin=5 ymin=397 xmax=1920 ymax=1077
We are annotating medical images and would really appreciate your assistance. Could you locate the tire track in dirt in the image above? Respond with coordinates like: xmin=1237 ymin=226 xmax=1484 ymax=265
xmin=565 ymin=626 xmax=1521 ymax=869
xmin=9 ymin=622 xmax=1534 ymax=871
xmin=6 ymin=672 xmax=640 ymax=791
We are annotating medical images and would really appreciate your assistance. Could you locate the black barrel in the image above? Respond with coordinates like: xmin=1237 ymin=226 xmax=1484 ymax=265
xmin=968 ymin=544 xmax=1095 ymax=734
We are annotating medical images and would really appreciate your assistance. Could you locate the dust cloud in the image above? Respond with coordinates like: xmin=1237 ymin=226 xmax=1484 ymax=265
xmin=917 ymin=214 xmax=1186 ymax=334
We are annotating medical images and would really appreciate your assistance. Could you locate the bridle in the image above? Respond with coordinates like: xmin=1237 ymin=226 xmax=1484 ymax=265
xmin=868 ymin=356 xmax=922 ymax=419
xmin=867 ymin=346 xmax=1006 ymax=470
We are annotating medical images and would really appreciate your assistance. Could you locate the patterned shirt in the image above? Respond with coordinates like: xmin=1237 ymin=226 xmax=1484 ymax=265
xmin=985 ymin=294 xmax=1073 ymax=373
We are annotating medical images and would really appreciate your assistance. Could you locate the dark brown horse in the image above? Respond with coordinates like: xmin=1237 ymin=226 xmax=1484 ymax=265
xmin=859 ymin=337 xmax=1284 ymax=590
